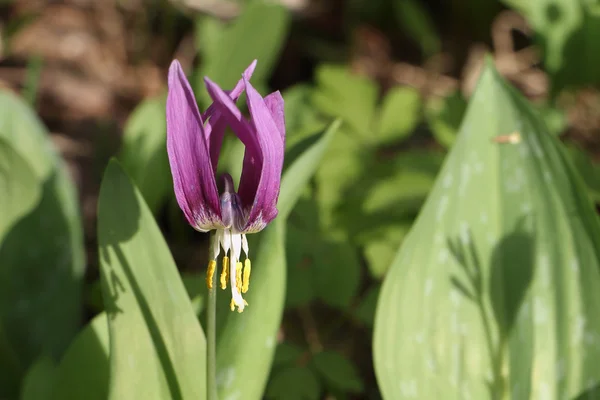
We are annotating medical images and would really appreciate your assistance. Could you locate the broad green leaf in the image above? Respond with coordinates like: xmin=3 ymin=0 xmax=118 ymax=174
xmin=266 ymin=367 xmax=321 ymax=400
xmin=0 ymin=137 xmax=40 ymax=241
xmin=51 ymin=313 xmax=109 ymax=400
xmin=375 ymin=87 xmax=421 ymax=146
xmin=374 ymin=59 xmax=600 ymax=399
xmin=215 ymin=120 xmax=340 ymax=400
xmin=0 ymin=90 xmax=85 ymax=398
xmin=312 ymin=65 xmax=378 ymax=141
xmin=98 ymin=160 xmax=206 ymax=399
xmin=311 ymin=351 xmax=364 ymax=393
xmin=119 ymin=95 xmax=171 ymax=214
xmin=20 ymin=356 xmax=56 ymax=400
xmin=196 ymin=2 xmax=290 ymax=105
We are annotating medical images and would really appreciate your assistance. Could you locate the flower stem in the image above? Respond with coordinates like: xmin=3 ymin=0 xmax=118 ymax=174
xmin=207 ymin=261 xmax=218 ymax=400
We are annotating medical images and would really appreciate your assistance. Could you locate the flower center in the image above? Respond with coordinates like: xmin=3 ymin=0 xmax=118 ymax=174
xmin=204 ymin=174 xmax=251 ymax=312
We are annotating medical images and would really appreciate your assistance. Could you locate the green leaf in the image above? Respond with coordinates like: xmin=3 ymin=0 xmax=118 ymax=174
xmin=181 ymin=272 xmax=207 ymax=316
xmin=51 ymin=313 xmax=109 ymax=400
xmin=425 ymin=90 xmax=467 ymax=149
xmin=337 ymin=150 xmax=443 ymax=244
xmin=534 ymin=103 xmax=567 ymax=137
xmin=315 ymin=128 xmax=367 ymax=232
xmin=215 ymin=120 xmax=339 ymax=400
xmin=266 ymin=367 xmax=321 ymax=400
xmin=282 ymin=84 xmax=327 ymax=149
xmin=313 ymin=65 xmax=378 ymax=140
xmin=502 ymin=0 xmax=600 ymax=93
xmin=354 ymin=284 xmax=381 ymax=327
xmin=374 ymin=58 xmax=600 ymax=399
xmin=20 ymin=356 xmax=56 ymax=400
xmin=565 ymin=143 xmax=600 ymax=202
xmin=363 ymin=224 xmax=411 ymax=279
xmin=312 ymin=351 xmax=364 ymax=393
xmin=97 ymin=160 xmax=206 ymax=399
xmin=0 ymin=137 xmax=40 ymax=242
xmin=279 ymin=119 xmax=341 ymax=219
xmin=286 ymin=207 xmax=362 ymax=309
xmin=196 ymin=2 xmax=290 ymax=105
xmin=119 ymin=95 xmax=171 ymax=214
xmin=394 ymin=0 xmax=440 ymax=56
xmin=285 ymin=224 xmax=317 ymax=308
xmin=272 ymin=343 xmax=304 ymax=368
xmin=375 ymin=87 xmax=421 ymax=145
xmin=0 ymin=89 xmax=85 ymax=398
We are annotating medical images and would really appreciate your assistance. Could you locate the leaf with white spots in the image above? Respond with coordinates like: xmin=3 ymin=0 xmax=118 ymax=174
xmin=98 ymin=160 xmax=206 ymax=399
xmin=374 ymin=59 xmax=600 ymax=399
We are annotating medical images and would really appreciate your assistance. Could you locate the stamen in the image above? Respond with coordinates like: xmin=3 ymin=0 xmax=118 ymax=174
xmin=230 ymin=298 xmax=235 ymax=311
xmin=220 ymin=256 xmax=229 ymax=289
xmin=206 ymin=260 xmax=216 ymax=289
xmin=242 ymin=259 xmax=251 ymax=293
xmin=235 ymin=262 xmax=243 ymax=292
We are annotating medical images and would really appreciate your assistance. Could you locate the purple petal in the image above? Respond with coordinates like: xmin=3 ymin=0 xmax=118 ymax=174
xmin=166 ymin=60 xmax=221 ymax=231
xmin=202 ymin=60 xmax=258 ymax=173
xmin=263 ymin=91 xmax=285 ymax=143
xmin=203 ymin=77 xmax=261 ymax=163
xmin=240 ymin=78 xmax=285 ymax=233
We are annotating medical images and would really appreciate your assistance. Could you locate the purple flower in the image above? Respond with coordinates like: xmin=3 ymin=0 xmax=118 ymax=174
xmin=166 ymin=60 xmax=285 ymax=312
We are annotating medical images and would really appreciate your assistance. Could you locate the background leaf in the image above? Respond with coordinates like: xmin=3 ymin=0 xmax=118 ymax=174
xmin=119 ymin=95 xmax=171 ymax=215
xmin=374 ymin=59 xmax=600 ymax=399
xmin=215 ymin=120 xmax=340 ymax=400
xmin=0 ymin=89 xmax=85 ymax=398
xmin=51 ymin=313 xmax=110 ymax=400
xmin=97 ymin=160 xmax=206 ymax=400
xmin=312 ymin=351 xmax=364 ymax=393
xmin=0 ymin=137 xmax=40 ymax=242
xmin=196 ymin=2 xmax=291 ymax=106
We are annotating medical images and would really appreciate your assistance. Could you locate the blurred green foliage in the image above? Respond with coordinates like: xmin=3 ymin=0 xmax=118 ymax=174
xmin=2 ymin=0 xmax=600 ymax=399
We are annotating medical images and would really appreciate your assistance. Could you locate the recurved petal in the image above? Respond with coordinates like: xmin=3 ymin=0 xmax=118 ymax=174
xmin=166 ymin=60 xmax=221 ymax=231
xmin=263 ymin=91 xmax=285 ymax=142
xmin=241 ymin=78 xmax=285 ymax=233
xmin=202 ymin=61 xmax=258 ymax=173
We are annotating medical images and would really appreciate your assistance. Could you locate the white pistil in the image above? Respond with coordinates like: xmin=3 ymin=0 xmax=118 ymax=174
xmin=216 ymin=228 xmax=247 ymax=312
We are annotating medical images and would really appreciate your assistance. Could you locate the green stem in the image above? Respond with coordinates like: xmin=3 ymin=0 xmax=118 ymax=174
xmin=207 ymin=253 xmax=218 ymax=399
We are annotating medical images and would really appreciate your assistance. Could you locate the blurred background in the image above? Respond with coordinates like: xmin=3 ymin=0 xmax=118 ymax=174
xmin=1 ymin=0 xmax=600 ymax=399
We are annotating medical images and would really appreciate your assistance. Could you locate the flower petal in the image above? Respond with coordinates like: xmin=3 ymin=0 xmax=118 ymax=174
xmin=166 ymin=60 xmax=221 ymax=231
xmin=203 ymin=77 xmax=261 ymax=160
xmin=202 ymin=61 xmax=258 ymax=173
xmin=241 ymin=78 xmax=285 ymax=233
xmin=263 ymin=91 xmax=285 ymax=142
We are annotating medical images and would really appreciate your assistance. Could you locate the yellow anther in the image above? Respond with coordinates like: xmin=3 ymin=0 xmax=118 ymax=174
xmin=235 ymin=262 xmax=243 ymax=292
xmin=220 ymin=256 xmax=229 ymax=290
xmin=242 ymin=259 xmax=251 ymax=293
xmin=206 ymin=260 xmax=217 ymax=290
